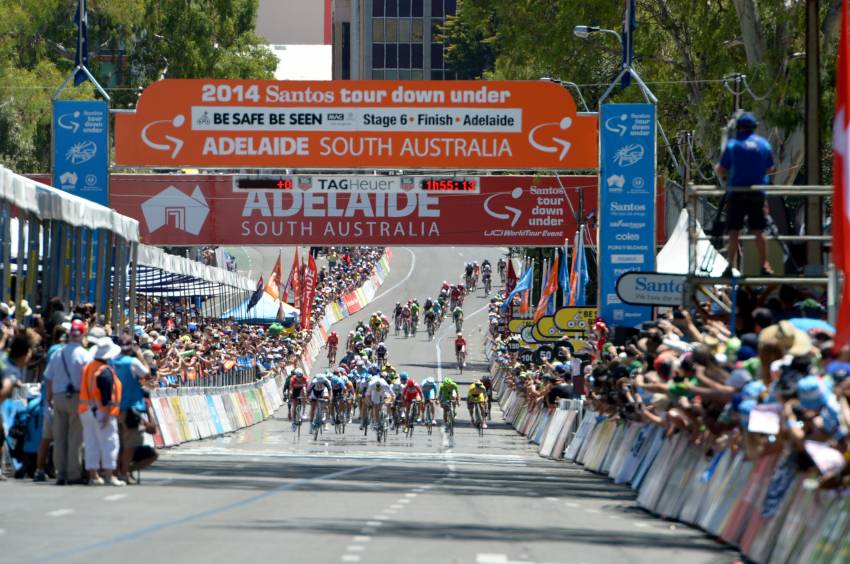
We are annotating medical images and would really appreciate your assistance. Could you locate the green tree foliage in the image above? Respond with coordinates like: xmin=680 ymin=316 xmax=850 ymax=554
xmin=0 ymin=0 xmax=277 ymax=173
xmin=443 ymin=0 xmax=843 ymax=185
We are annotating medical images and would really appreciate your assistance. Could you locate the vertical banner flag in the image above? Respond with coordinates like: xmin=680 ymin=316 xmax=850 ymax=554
xmin=833 ymin=0 xmax=850 ymax=349
xmin=559 ymin=239 xmax=570 ymax=305
xmin=621 ymin=0 xmax=636 ymax=88
xmin=52 ymin=99 xmax=109 ymax=206
xmin=501 ymin=267 xmax=533 ymax=314
xmin=534 ymin=253 xmax=560 ymax=322
xmin=301 ymin=254 xmax=318 ymax=329
xmin=283 ymin=248 xmax=300 ymax=304
xmin=247 ymin=275 xmax=264 ymax=311
xmin=73 ymin=0 xmax=89 ymax=86
xmin=599 ymin=103 xmax=655 ymax=326
xmin=570 ymin=225 xmax=590 ymax=306
xmin=505 ymin=258 xmax=518 ymax=317
xmin=264 ymin=255 xmax=282 ymax=301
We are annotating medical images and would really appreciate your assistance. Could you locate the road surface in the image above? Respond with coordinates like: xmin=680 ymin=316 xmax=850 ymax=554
xmin=2 ymin=247 xmax=738 ymax=564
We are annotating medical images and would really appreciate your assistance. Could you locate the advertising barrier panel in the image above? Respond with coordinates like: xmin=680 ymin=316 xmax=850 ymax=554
xmin=114 ymin=80 xmax=598 ymax=170
xmin=109 ymin=174 xmax=596 ymax=247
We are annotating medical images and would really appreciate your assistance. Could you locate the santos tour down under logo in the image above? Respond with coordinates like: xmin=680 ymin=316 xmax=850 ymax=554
xmin=141 ymin=185 xmax=210 ymax=236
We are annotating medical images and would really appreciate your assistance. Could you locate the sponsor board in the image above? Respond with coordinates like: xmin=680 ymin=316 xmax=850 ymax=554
xmin=107 ymin=174 xmax=596 ymax=246
xmin=598 ymin=103 xmax=655 ymax=327
xmin=114 ymin=80 xmax=598 ymax=170
xmin=615 ymin=271 xmax=686 ymax=307
xmin=52 ymin=100 xmax=109 ymax=206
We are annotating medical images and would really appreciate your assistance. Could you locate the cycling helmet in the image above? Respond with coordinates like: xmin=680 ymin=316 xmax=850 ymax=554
xmin=457 ymin=332 xmax=463 ymax=337
xmin=331 ymin=331 xmax=337 ymax=336
xmin=423 ymin=377 xmax=435 ymax=385
xmin=399 ymin=372 xmax=409 ymax=383
xmin=368 ymin=366 xmax=380 ymax=375
xmin=405 ymin=377 xmax=417 ymax=387
xmin=443 ymin=377 xmax=455 ymax=386
xmin=396 ymin=301 xmax=401 ymax=306
xmin=293 ymin=368 xmax=304 ymax=376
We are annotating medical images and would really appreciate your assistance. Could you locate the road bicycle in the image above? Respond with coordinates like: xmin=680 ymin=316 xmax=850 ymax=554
xmin=464 ymin=273 xmax=474 ymax=289
xmin=402 ymin=317 xmax=411 ymax=338
xmin=405 ymin=400 xmax=420 ymax=439
xmin=426 ymin=317 xmax=436 ymax=340
xmin=498 ymin=263 xmax=506 ymax=284
xmin=327 ymin=345 xmax=337 ymax=366
xmin=411 ymin=313 xmax=418 ymax=336
xmin=312 ymin=398 xmax=328 ymax=441
xmin=376 ymin=403 xmax=390 ymax=444
xmin=291 ymin=397 xmax=305 ymax=438
xmin=472 ymin=402 xmax=485 ymax=436
xmin=442 ymin=402 xmax=456 ymax=437
xmin=454 ymin=316 xmax=463 ymax=333
xmin=456 ymin=347 xmax=466 ymax=373
xmin=483 ymin=273 xmax=492 ymax=295
xmin=424 ymin=401 xmax=435 ymax=436
xmin=332 ymin=396 xmax=346 ymax=434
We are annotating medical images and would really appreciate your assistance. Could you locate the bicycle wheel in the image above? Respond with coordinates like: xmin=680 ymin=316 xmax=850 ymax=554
xmin=425 ymin=403 xmax=433 ymax=436
xmin=475 ymin=404 xmax=484 ymax=436
xmin=313 ymin=402 xmax=323 ymax=441
xmin=294 ymin=403 xmax=302 ymax=438
xmin=407 ymin=404 xmax=417 ymax=438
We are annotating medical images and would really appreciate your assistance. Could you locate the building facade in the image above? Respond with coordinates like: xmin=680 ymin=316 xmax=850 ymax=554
xmin=333 ymin=0 xmax=457 ymax=80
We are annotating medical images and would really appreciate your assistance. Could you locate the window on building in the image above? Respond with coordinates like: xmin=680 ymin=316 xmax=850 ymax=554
xmin=386 ymin=43 xmax=398 ymax=68
xmin=399 ymin=70 xmax=411 ymax=79
xmin=431 ymin=69 xmax=443 ymax=80
xmin=430 ymin=43 xmax=444 ymax=68
xmin=372 ymin=44 xmax=385 ymax=69
xmin=386 ymin=0 xmax=397 ymax=17
xmin=432 ymin=18 xmax=443 ymax=41
xmin=399 ymin=0 xmax=411 ymax=17
xmin=373 ymin=69 xmax=385 ymax=79
xmin=398 ymin=18 xmax=411 ymax=42
xmin=386 ymin=18 xmax=398 ymax=42
xmin=373 ymin=0 xmax=384 ymax=16
xmin=411 ymin=43 xmax=423 ymax=68
xmin=411 ymin=18 xmax=423 ymax=42
xmin=444 ymin=0 xmax=456 ymax=15
xmin=411 ymin=69 xmax=424 ymax=79
xmin=385 ymin=69 xmax=399 ymax=79
xmin=372 ymin=19 xmax=385 ymax=42
xmin=342 ymin=22 xmax=351 ymax=79
xmin=412 ymin=0 xmax=423 ymax=17
xmin=398 ymin=43 xmax=410 ymax=68
xmin=431 ymin=0 xmax=443 ymax=17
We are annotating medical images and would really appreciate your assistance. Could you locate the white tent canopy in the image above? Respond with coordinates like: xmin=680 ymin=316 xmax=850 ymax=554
xmin=137 ymin=245 xmax=254 ymax=291
xmin=656 ymin=209 xmax=729 ymax=277
xmin=0 ymin=166 xmax=138 ymax=242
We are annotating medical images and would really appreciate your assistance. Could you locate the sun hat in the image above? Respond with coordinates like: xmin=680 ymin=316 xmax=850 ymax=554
xmin=796 ymin=375 xmax=828 ymax=411
xmin=93 ymin=337 xmax=121 ymax=360
xmin=758 ymin=321 xmax=812 ymax=357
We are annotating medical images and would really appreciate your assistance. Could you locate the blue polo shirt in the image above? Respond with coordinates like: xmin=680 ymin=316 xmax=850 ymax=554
xmin=111 ymin=355 xmax=147 ymax=411
xmin=719 ymin=132 xmax=774 ymax=188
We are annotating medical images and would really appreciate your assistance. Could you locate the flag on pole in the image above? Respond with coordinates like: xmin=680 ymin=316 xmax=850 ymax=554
xmin=534 ymin=253 xmax=560 ymax=322
xmin=300 ymin=254 xmax=318 ymax=329
xmin=621 ymin=0 xmax=636 ymax=88
xmin=505 ymin=258 xmax=518 ymax=294
xmin=246 ymin=275 xmax=264 ymax=312
xmin=500 ymin=267 xmax=533 ymax=313
xmin=73 ymin=0 xmax=89 ymax=86
xmin=570 ymin=226 xmax=590 ymax=306
xmin=833 ymin=0 xmax=850 ymax=349
xmin=264 ymin=255 xmax=283 ymax=301
xmin=283 ymin=248 xmax=301 ymax=305
xmin=559 ymin=240 xmax=570 ymax=306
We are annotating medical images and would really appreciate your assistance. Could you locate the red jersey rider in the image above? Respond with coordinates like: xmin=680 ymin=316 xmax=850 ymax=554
xmin=455 ymin=332 xmax=467 ymax=354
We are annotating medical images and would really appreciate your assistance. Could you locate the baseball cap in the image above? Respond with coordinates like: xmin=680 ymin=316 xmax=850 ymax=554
xmin=69 ymin=319 xmax=88 ymax=336
xmin=796 ymin=375 xmax=828 ymax=411
xmin=736 ymin=112 xmax=758 ymax=129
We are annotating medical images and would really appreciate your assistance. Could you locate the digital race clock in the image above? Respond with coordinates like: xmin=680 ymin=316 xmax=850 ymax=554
xmin=420 ymin=178 xmax=478 ymax=192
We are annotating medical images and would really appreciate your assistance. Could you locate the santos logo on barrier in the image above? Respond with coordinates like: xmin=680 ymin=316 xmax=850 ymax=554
xmin=111 ymin=175 xmax=597 ymax=246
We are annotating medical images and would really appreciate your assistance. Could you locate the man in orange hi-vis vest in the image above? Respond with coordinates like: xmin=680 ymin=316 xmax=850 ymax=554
xmin=79 ymin=337 xmax=124 ymax=487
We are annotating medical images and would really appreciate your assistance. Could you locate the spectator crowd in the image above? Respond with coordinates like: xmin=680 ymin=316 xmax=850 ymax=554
xmin=490 ymin=282 xmax=850 ymax=491
xmin=0 ymin=246 xmax=387 ymax=485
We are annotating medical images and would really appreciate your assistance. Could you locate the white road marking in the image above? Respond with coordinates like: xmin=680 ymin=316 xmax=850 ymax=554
xmin=352 ymin=536 xmax=371 ymax=543
xmin=477 ymin=555 xmax=508 ymax=564
xmin=383 ymin=509 xmax=397 ymax=515
xmin=366 ymin=521 xmax=382 ymax=527
xmin=373 ymin=248 xmax=416 ymax=302
xmin=545 ymin=497 xmax=557 ymax=502
xmin=103 ymin=494 xmax=127 ymax=502
xmin=585 ymin=509 xmax=601 ymax=514
xmin=341 ymin=555 xmax=361 ymax=562
xmin=347 ymin=545 xmax=365 ymax=552
xmin=47 ymin=509 xmax=74 ymax=517
xmin=200 ymin=470 xmax=215 ymax=476
xmin=0 ymin=529 xmax=5 ymax=535
xmin=608 ymin=515 xmax=621 ymax=520
xmin=398 ymin=498 xmax=411 ymax=504
xmin=563 ymin=502 xmax=580 ymax=508
xmin=390 ymin=504 xmax=404 ymax=509
xmin=633 ymin=522 xmax=649 ymax=528
xmin=374 ymin=515 xmax=389 ymax=520
xmin=405 ymin=493 xmax=417 ymax=498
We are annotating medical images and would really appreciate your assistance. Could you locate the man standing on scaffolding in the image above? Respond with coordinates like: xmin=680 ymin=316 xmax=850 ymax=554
xmin=715 ymin=112 xmax=776 ymax=276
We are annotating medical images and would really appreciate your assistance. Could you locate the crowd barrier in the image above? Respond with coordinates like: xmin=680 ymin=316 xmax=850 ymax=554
xmin=489 ymin=360 xmax=850 ymax=563
xmin=145 ymin=249 xmax=394 ymax=447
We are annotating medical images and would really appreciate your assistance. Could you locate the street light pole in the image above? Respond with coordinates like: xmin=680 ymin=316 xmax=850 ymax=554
xmin=805 ymin=0 xmax=822 ymax=272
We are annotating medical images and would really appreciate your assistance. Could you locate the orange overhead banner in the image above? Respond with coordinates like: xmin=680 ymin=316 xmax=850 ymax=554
xmin=114 ymin=80 xmax=598 ymax=170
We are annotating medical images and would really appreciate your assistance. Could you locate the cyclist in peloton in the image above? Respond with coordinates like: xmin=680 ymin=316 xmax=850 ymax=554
xmin=452 ymin=304 xmax=464 ymax=332
xmin=308 ymin=372 xmax=333 ymax=431
xmin=455 ymin=332 xmax=467 ymax=366
xmin=326 ymin=331 xmax=339 ymax=361
xmin=423 ymin=296 xmax=434 ymax=312
xmin=329 ymin=371 xmax=347 ymax=423
xmin=288 ymin=368 xmax=309 ymax=423
xmin=400 ymin=303 xmax=412 ymax=333
xmin=370 ymin=312 xmax=383 ymax=335
xmin=401 ymin=374 xmax=424 ymax=430
xmin=439 ymin=377 xmax=460 ymax=427
xmin=497 ymin=257 xmax=507 ymax=281
xmin=375 ymin=341 xmax=388 ymax=366
xmin=421 ymin=376 xmax=439 ymax=425
xmin=393 ymin=301 xmax=403 ymax=327
xmin=410 ymin=299 xmax=421 ymax=326
xmin=424 ymin=306 xmax=437 ymax=335
xmin=467 ymin=379 xmax=488 ymax=429
xmin=366 ymin=370 xmax=393 ymax=428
